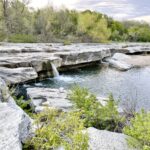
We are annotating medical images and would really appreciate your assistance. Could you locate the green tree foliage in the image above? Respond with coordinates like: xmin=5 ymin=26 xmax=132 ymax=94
xmin=108 ymin=19 xmax=128 ymax=41
xmin=123 ymin=110 xmax=150 ymax=150
xmin=33 ymin=7 xmax=78 ymax=42
xmin=77 ymin=11 xmax=111 ymax=42
xmin=0 ymin=0 xmax=7 ymax=40
xmin=8 ymin=34 xmax=36 ymax=43
xmin=0 ymin=1 xmax=150 ymax=42
xmin=128 ymin=25 xmax=150 ymax=42
xmin=68 ymin=86 xmax=123 ymax=131
xmin=24 ymin=108 xmax=89 ymax=150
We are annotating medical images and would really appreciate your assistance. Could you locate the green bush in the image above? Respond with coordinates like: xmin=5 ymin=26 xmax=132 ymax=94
xmin=24 ymin=108 xmax=89 ymax=150
xmin=123 ymin=110 xmax=150 ymax=150
xmin=63 ymin=40 xmax=72 ymax=45
xmin=0 ymin=32 xmax=6 ymax=41
xmin=8 ymin=34 xmax=36 ymax=43
xmin=68 ymin=86 xmax=123 ymax=131
xmin=13 ymin=96 xmax=33 ymax=116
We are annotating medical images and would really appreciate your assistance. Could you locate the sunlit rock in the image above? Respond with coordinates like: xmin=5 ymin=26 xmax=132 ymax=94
xmin=88 ymin=127 xmax=138 ymax=150
xmin=27 ymin=87 xmax=73 ymax=112
xmin=0 ymin=78 xmax=32 ymax=150
xmin=0 ymin=67 xmax=38 ymax=84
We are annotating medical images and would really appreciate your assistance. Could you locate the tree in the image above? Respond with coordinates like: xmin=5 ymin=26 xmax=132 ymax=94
xmin=77 ymin=11 xmax=111 ymax=42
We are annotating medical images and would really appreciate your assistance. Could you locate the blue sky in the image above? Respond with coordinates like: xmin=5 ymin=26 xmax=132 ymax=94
xmin=29 ymin=0 xmax=150 ymax=21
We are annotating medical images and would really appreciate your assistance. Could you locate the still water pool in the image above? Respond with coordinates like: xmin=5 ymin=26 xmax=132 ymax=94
xmin=28 ymin=65 xmax=150 ymax=111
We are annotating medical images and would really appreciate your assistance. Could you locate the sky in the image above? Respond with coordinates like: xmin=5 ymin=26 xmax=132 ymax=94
xmin=29 ymin=0 xmax=150 ymax=22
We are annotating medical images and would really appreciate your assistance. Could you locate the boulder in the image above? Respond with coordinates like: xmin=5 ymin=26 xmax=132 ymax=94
xmin=27 ymin=87 xmax=73 ymax=112
xmin=88 ymin=127 xmax=138 ymax=150
xmin=112 ymin=53 xmax=131 ymax=61
xmin=108 ymin=59 xmax=132 ymax=71
xmin=105 ymin=53 xmax=133 ymax=71
xmin=0 ymin=78 xmax=32 ymax=150
xmin=0 ymin=103 xmax=32 ymax=150
xmin=106 ymin=53 xmax=150 ymax=71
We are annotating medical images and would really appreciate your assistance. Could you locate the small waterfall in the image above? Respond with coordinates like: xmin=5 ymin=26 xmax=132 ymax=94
xmin=51 ymin=62 xmax=59 ymax=77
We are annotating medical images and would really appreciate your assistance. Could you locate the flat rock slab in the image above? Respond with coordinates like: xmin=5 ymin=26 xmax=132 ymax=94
xmin=0 ymin=67 xmax=38 ymax=84
xmin=55 ymin=50 xmax=111 ymax=66
xmin=27 ymin=88 xmax=73 ymax=112
xmin=88 ymin=127 xmax=138 ymax=150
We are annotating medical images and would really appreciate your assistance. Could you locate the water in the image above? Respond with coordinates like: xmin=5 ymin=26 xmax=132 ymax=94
xmin=51 ymin=62 xmax=59 ymax=77
xmin=29 ymin=65 xmax=150 ymax=111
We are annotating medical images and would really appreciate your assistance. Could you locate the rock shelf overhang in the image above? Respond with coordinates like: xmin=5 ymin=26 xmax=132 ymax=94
xmin=0 ymin=43 xmax=150 ymax=84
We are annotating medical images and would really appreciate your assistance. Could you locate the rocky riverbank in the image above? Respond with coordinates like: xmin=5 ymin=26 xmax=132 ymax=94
xmin=0 ymin=78 xmax=137 ymax=150
xmin=0 ymin=43 xmax=149 ymax=150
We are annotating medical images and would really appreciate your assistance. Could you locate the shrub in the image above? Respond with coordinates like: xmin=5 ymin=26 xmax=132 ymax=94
xmin=8 ymin=34 xmax=36 ymax=43
xmin=24 ymin=108 xmax=89 ymax=150
xmin=13 ymin=96 xmax=33 ymax=116
xmin=123 ymin=110 xmax=150 ymax=150
xmin=63 ymin=40 xmax=72 ymax=45
xmin=68 ymin=86 xmax=123 ymax=131
xmin=0 ymin=32 xmax=6 ymax=41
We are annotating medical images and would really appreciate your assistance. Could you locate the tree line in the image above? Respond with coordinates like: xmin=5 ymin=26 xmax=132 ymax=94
xmin=0 ymin=0 xmax=150 ymax=43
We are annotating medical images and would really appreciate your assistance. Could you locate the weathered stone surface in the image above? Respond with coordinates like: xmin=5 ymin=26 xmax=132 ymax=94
xmin=121 ymin=44 xmax=150 ymax=54
xmin=0 ymin=43 xmax=150 ymax=54
xmin=0 ymin=67 xmax=38 ymax=84
xmin=88 ymin=127 xmax=138 ymax=150
xmin=105 ymin=53 xmax=133 ymax=71
xmin=0 ymin=53 xmax=62 ymax=72
xmin=55 ymin=49 xmax=111 ymax=66
xmin=0 ymin=103 xmax=32 ymax=150
xmin=0 ymin=43 xmax=113 ymax=83
xmin=0 ymin=43 xmax=150 ymax=83
xmin=0 ymin=78 xmax=32 ymax=150
xmin=27 ymin=87 xmax=73 ymax=112
xmin=106 ymin=53 xmax=150 ymax=71
xmin=0 ymin=78 xmax=10 ymax=102
xmin=108 ymin=59 xmax=132 ymax=71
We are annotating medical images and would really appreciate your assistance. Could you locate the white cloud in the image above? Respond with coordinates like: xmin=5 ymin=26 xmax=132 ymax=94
xmin=131 ymin=15 xmax=150 ymax=24
xmin=29 ymin=0 xmax=79 ymax=9
xmin=28 ymin=0 xmax=149 ymax=21
xmin=29 ymin=0 xmax=48 ymax=8
xmin=51 ymin=0 xmax=79 ymax=9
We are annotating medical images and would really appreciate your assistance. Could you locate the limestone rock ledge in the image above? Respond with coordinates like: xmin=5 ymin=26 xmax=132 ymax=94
xmin=0 ymin=67 xmax=38 ymax=84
